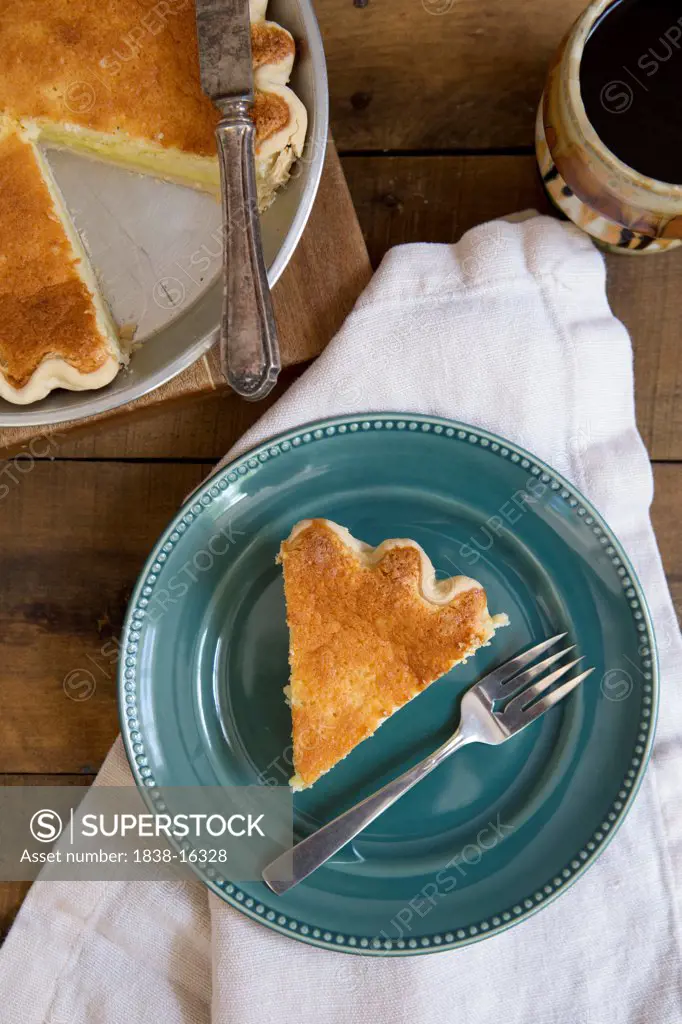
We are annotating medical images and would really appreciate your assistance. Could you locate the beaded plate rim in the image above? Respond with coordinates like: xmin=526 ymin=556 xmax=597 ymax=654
xmin=119 ymin=412 xmax=659 ymax=957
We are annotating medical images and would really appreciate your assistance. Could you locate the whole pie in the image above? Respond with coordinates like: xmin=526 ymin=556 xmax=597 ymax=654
xmin=278 ymin=519 xmax=508 ymax=790
xmin=0 ymin=0 xmax=307 ymax=404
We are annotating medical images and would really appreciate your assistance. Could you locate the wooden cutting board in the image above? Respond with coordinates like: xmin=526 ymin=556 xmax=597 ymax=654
xmin=0 ymin=142 xmax=372 ymax=455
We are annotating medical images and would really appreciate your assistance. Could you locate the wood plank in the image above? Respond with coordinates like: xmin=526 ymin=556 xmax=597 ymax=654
xmin=0 ymin=882 xmax=31 ymax=941
xmin=344 ymin=154 xmax=550 ymax=262
xmin=651 ymin=464 xmax=682 ymax=622
xmin=0 ymin=460 xmax=679 ymax=775
xmin=342 ymin=154 xmax=682 ymax=461
xmin=316 ymin=0 xmax=586 ymax=151
xmin=0 ymin=462 xmax=210 ymax=774
xmin=51 ymin=365 xmax=305 ymax=462
xmin=0 ymin=775 xmax=93 ymax=941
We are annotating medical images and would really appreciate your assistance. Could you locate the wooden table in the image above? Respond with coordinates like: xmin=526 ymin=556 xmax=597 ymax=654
xmin=1 ymin=0 xmax=680 ymax=937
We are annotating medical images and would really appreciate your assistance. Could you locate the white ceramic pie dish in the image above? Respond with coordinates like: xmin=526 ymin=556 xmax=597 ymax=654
xmin=0 ymin=0 xmax=328 ymax=427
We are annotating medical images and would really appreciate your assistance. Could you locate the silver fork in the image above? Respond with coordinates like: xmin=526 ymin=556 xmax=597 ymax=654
xmin=262 ymin=633 xmax=594 ymax=895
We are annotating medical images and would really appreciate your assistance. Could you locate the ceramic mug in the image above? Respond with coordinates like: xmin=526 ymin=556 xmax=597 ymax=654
xmin=536 ymin=0 xmax=682 ymax=254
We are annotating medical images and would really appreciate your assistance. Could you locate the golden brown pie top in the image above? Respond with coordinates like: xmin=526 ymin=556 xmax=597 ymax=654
xmin=279 ymin=519 xmax=503 ymax=789
xmin=0 ymin=1 xmax=294 ymax=155
xmin=0 ymin=127 xmax=112 ymax=388
xmin=252 ymin=90 xmax=292 ymax=145
xmin=252 ymin=20 xmax=296 ymax=71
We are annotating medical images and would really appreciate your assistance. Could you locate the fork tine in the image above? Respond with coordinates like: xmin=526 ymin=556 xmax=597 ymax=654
xmin=477 ymin=632 xmax=567 ymax=700
xmin=496 ymin=645 xmax=576 ymax=698
xmin=509 ymin=667 xmax=595 ymax=727
xmin=504 ymin=657 xmax=584 ymax=714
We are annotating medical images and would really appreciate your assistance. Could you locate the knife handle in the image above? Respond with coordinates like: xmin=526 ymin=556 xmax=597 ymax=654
xmin=215 ymin=100 xmax=280 ymax=401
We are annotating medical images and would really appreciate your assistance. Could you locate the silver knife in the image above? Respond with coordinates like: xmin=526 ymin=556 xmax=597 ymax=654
xmin=195 ymin=0 xmax=280 ymax=401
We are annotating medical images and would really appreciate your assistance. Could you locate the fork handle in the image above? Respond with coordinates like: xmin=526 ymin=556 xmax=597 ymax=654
xmin=215 ymin=100 xmax=281 ymax=401
xmin=262 ymin=728 xmax=475 ymax=895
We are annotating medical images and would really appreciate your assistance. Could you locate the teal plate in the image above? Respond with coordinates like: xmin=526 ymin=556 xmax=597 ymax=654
xmin=119 ymin=413 xmax=658 ymax=955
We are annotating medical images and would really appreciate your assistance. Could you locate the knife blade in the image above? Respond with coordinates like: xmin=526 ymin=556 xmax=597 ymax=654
xmin=195 ymin=0 xmax=253 ymax=105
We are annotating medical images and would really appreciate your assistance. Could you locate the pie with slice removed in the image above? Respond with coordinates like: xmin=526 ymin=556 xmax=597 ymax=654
xmin=278 ymin=519 xmax=508 ymax=791
xmin=0 ymin=0 xmax=307 ymax=404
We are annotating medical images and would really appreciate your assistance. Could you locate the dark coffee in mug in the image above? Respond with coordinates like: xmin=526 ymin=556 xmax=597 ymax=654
xmin=580 ymin=0 xmax=682 ymax=185
xmin=536 ymin=0 xmax=682 ymax=254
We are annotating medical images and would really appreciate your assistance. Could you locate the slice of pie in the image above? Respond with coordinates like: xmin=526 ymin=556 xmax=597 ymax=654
xmin=278 ymin=519 xmax=508 ymax=791
xmin=0 ymin=119 xmax=122 ymax=404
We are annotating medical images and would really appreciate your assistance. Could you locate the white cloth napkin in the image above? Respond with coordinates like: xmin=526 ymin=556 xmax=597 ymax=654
xmin=2 ymin=215 xmax=681 ymax=1024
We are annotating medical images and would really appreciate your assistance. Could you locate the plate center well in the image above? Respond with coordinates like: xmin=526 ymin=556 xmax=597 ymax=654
xmin=195 ymin=494 xmax=576 ymax=877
